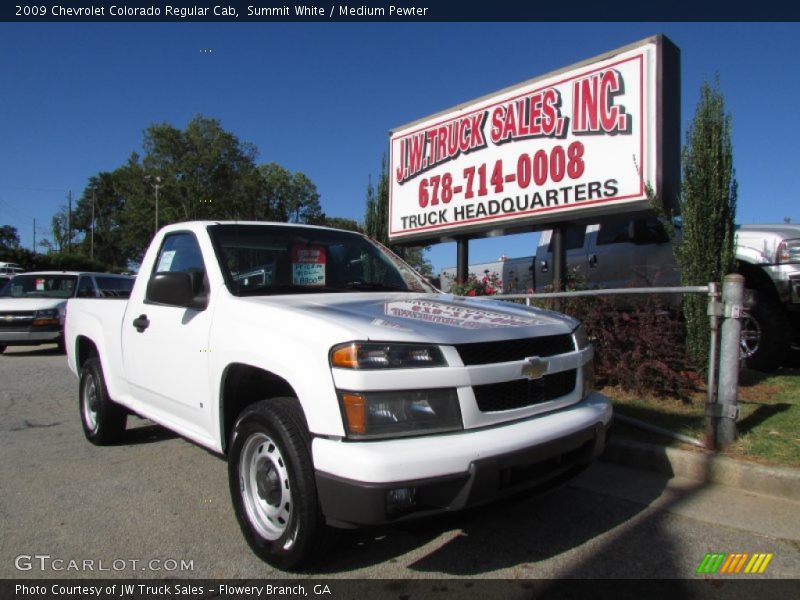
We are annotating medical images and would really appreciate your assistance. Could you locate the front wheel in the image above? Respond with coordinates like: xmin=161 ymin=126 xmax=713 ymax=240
xmin=741 ymin=290 xmax=791 ymax=372
xmin=227 ymin=397 xmax=332 ymax=571
xmin=79 ymin=357 xmax=126 ymax=444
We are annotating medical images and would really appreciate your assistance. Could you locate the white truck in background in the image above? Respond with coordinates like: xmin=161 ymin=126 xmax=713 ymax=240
xmin=0 ymin=271 xmax=133 ymax=354
xmin=533 ymin=218 xmax=800 ymax=371
xmin=65 ymin=221 xmax=611 ymax=570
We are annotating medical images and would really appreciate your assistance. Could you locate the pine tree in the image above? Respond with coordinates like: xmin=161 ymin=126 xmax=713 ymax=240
xmin=678 ymin=78 xmax=738 ymax=365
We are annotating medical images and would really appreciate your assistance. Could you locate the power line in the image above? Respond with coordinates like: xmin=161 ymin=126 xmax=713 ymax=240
xmin=0 ymin=185 xmax=76 ymax=193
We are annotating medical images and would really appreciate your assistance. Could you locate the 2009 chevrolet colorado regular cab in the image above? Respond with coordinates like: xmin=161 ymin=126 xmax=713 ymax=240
xmin=65 ymin=221 xmax=611 ymax=569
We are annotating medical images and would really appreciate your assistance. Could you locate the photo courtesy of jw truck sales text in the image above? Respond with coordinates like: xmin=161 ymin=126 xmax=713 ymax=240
xmin=389 ymin=35 xmax=679 ymax=244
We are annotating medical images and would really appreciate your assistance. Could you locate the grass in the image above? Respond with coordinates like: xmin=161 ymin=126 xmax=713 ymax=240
xmin=603 ymin=365 xmax=800 ymax=468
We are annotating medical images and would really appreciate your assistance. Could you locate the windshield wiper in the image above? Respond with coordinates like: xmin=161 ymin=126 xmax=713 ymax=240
xmin=239 ymin=284 xmax=345 ymax=296
xmin=344 ymin=281 xmax=410 ymax=292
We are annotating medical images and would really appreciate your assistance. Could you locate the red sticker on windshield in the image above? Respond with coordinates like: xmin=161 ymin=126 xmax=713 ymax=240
xmin=291 ymin=245 xmax=326 ymax=286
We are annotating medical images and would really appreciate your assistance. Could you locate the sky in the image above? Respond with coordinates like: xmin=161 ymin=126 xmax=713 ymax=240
xmin=1 ymin=21 xmax=799 ymax=273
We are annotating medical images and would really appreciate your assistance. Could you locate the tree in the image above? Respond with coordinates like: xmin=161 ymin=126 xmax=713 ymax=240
xmin=678 ymin=78 xmax=738 ymax=365
xmin=46 ymin=205 xmax=75 ymax=254
xmin=72 ymin=116 xmax=295 ymax=265
xmin=71 ymin=114 xmax=326 ymax=267
xmin=321 ymin=217 xmax=362 ymax=232
xmin=140 ymin=115 xmax=262 ymax=223
xmin=0 ymin=225 xmax=20 ymax=251
xmin=364 ymin=156 xmax=432 ymax=275
xmin=289 ymin=172 xmax=324 ymax=224
xmin=258 ymin=163 xmax=294 ymax=221
xmin=257 ymin=163 xmax=325 ymax=224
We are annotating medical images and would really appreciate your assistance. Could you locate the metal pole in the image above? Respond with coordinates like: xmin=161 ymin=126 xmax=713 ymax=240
xmin=90 ymin=189 xmax=96 ymax=260
xmin=715 ymin=273 xmax=745 ymax=449
xmin=551 ymin=223 xmax=566 ymax=311
xmin=32 ymin=218 xmax=36 ymax=252
xmin=67 ymin=190 xmax=72 ymax=254
xmin=154 ymin=177 xmax=161 ymax=236
xmin=456 ymin=238 xmax=469 ymax=285
xmin=705 ymin=282 xmax=721 ymax=449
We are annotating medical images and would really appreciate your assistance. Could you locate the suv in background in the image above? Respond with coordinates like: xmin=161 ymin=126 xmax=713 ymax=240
xmin=0 ymin=262 xmax=24 ymax=278
xmin=535 ymin=219 xmax=800 ymax=371
xmin=0 ymin=271 xmax=134 ymax=354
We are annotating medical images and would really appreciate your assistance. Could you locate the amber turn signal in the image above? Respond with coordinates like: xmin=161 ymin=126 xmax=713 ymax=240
xmin=330 ymin=344 xmax=358 ymax=369
xmin=340 ymin=392 xmax=366 ymax=434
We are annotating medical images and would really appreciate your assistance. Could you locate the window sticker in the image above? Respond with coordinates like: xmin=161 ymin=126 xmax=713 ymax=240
xmin=291 ymin=244 xmax=326 ymax=286
xmin=36 ymin=278 xmax=45 ymax=291
xmin=157 ymin=250 xmax=176 ymax=272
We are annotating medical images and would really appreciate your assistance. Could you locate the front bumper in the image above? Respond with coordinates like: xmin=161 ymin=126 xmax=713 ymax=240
xmin=313 ymin=391 xmax=611 ymax=527
xmin=0 ymin=328 xmax=62 ymax=345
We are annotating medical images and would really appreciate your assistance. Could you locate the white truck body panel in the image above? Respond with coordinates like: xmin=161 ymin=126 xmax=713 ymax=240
xmin=66 ymin=220 xmax=611 ymax=540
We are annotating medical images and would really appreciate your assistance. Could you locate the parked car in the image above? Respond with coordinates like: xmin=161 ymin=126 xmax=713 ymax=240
xmin=0 ymin=271 xmax=134 ymax=354
xmin=0 ymin=261 xmax=24 ymax=277
xmin=534 ymin=218 xmax=800 ymax=371
xmin=65 ymin=221 xmax=611 ymax=569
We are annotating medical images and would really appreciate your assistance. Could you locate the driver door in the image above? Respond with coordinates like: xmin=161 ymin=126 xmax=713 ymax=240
xmin=121 ymin=231 xmax=214 ymax=438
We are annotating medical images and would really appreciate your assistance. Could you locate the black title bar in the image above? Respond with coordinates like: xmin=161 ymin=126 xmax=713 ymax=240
xmin=4 ymin=1 xmax=800 ymax=22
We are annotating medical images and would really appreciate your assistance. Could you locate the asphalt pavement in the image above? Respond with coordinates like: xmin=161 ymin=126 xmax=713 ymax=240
xmin=1 ymin=345 xmax=798 ymax=581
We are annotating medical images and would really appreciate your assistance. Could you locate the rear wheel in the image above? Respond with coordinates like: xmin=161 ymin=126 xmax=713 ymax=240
xmin=741 ymin=290 xmax=791 ymax=372
xmin=0 ymin=344 xmax=6 ymax=354
xmin=227 ymin=397 xmax=332 ymax=570
xmin=79 ymin=357 xmax=127 ymax=444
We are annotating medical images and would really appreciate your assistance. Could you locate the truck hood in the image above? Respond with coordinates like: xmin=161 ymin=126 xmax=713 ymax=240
xmin=242 ymin=293 xmax=577 ymax=345
xmin=0 ymin=297 xmax=67 ymax=312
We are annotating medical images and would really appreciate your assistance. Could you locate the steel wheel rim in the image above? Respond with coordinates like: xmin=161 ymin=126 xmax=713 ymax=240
xmin=82 ymin=376 xmax=99 ymax=432
xmin=740 ymin=310 xmax=761 ymax=359
xmin=240 ymin=432 xmax=295 ymax=545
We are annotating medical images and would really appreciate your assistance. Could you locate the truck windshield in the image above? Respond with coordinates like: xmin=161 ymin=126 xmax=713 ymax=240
xmin=207 ymin=224 xmax=436 ymax=296
xmin=1 ymin=274 xmax=78 ymax=299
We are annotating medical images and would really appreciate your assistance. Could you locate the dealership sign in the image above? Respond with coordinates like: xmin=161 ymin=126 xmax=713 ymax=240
xmin=389 ymin=35 xmax=679 ymax=243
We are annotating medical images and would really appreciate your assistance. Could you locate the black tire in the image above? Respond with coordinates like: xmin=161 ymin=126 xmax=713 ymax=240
xmin=79 ymin=357 xmax=127 ymax=445
xmin=741 ymin=290 xmax=791 ymax=372
xmin=227 ymin=397 xmax=332 ymax=571
xmin=0 ymin=344 xmax=6 ymax=354
xmin=56 ymin=335 xmax=66 ymax=354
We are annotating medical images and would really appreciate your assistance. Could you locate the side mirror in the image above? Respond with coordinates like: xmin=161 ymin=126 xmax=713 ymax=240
xmin=146 ymin=272 xmax=208 ymax=310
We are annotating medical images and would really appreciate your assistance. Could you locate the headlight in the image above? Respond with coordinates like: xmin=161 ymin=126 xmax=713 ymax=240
xmin=572 ymin=324 xmax=590 ymax=350
xmin=330 ymin=342 xmax=446 ymax=369
xmin=581 ymin=359 xmax=595 ymax=398
xmin=32 ymin=309 xmax=60 ymax=326
xmin=572 ymin=324 xmax=594 ymax=397
xmin=338 ymin=389 xmax=462 ymax=439
xmin=777 ymin=238 xmax=800 ymax=264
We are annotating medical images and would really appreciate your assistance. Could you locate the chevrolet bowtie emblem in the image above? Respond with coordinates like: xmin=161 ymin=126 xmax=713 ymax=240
xmin=521 ymin=357 xmax=548 ymax=380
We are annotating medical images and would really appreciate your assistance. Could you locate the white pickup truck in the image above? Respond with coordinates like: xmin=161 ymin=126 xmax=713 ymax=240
xmin=534 ymin=219 xmax=800 ymax=371
xmin=65 ymin=221 xmax=611 ymax=569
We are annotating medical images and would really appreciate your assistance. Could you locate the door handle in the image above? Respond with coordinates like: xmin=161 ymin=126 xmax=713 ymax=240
xmin=588 ymin=254 xmax=598 ymax=268
xmin=132 ymin=314 xmax=150 ymax=332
